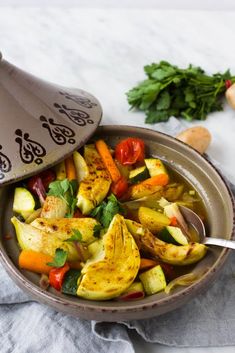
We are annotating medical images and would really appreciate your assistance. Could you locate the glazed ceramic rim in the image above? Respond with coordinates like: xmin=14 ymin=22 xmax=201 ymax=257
xmin=0 ymin=125 xmax=234 ymax=319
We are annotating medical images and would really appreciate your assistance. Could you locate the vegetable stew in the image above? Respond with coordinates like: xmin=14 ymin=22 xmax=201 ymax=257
xmin=11 ymin=137 xmax=208 ymax=301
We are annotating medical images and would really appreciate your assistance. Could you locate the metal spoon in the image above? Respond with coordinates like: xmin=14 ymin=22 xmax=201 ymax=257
xmin=179 ymin=205 xmax=235 ymax=250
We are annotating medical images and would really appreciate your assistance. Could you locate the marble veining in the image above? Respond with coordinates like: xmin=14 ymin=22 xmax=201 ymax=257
xmin=1 ymin=8 xmax=234 ymax=182
xmin=0 ymin=7 xmax=235 ymax=353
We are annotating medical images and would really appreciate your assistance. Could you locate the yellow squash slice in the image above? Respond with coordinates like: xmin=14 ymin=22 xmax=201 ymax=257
xmin=40 ymin=196 xmax=68 ymax=218
xmin=77 ymin=214 xmax=140 ymax=300
xmin=11 ymin=216 xmax=92 ymax=261
xmin=76 ymin=144 xmax=111 ymax=215
xmin=125 ymin=219 xmax=207 ymax=266
xmin=31 ymin=217 xmax=99 ymax=243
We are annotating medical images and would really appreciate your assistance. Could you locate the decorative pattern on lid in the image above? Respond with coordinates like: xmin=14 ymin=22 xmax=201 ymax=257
xmin=0 ymin=53 xmax=102 ymax=185
xmin=0 ymin=145 xmax=12 ymax=180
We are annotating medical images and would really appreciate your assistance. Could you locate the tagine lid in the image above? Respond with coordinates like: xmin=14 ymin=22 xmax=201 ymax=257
xmin=0 ymin=52 xmax=102 ymax=186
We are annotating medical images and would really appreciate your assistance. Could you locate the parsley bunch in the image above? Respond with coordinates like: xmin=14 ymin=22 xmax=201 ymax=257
xmin=127 ymin=61 xmax=235 ymax=123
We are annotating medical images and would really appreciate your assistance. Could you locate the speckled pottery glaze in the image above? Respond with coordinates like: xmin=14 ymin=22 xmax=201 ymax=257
xmin=0 ymin=52 xmax=102 ymax=186
xmin=0 ymin=126 xmax=234 ymax=321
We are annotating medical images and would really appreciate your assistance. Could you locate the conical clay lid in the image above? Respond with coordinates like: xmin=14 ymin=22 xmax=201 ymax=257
xmin=0 ymin=52 xmax=102 ymax=185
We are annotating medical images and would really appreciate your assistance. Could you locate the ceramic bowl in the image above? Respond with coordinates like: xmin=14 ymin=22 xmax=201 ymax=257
xmin=0 ymin=125 xmax=234 ymax=321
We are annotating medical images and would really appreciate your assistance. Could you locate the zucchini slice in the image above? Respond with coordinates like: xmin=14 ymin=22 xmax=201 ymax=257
xmin=13 ymin=187 xmax=35 ymax=219
xmin=145 ymin=158 xmax=168 ymax=177
xmin=159 ymin=226 xmax=188 ymax=245
xmin=129 ymin=166 xmax=149 ymax=184
xmin=139 ymin=265 xmax=166 ymax=295
xmin=62 ymin=269 xmax=81 ymax=296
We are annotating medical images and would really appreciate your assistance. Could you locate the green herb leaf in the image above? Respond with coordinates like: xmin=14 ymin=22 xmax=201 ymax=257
xmin=156 ymin=91 xmax=171 ymax=110
xmin=47 ymin=248 xmax=68 ymax=268
xmin=48 ymin=178 xmax=78 ymax=218
xmin=90 ymin=194 xmax=125 ymax=228
xmin=146 ymin=110 xmax=169 ymax=123
xmin=65 ymin=229 xmax=83 ymax=242
xmin=47 ymin=180 xmax=68 ymax=197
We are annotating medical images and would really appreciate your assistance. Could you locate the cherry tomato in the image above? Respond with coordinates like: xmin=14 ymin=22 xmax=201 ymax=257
xmin=49 ymin=263 xmax=70 ymax=291
xmin=115 ymin=138 xmax=145 ymax=165
xmin=111 ymin=176 xmax=128 ymax=198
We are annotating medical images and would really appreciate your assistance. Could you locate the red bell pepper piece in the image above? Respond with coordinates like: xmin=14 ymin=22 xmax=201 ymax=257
xmin=49 ymin=263 xmax=70 ymax=291
xmin=117 ymin=291 xmax=145 ymax=301
xmin=111 ymin=175 xmax=128 ymax=199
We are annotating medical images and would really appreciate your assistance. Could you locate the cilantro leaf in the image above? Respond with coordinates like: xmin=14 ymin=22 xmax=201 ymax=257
xmin=65 ymin=194 xmax=77 ymax=218
xmin=89 ymin=194 xmax=125 ymax=228
xmin=146 ymin=110 xmax=169 ymax=123
xmin=65 ymin=229 xmax=83 ymax=242
xmin=156 ymin=91 xmax=171 ymax=110
xmin=48 ymin=178 xmax=78 ymax=218
xmin=47 ymin=248 xmax=68 ymax=268
xmin=47 ymin=180 xmax=68 ymax=197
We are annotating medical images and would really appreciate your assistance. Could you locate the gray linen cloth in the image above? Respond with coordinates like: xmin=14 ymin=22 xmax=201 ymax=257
xmin=1 ymin=118 xmax=235 ymax=353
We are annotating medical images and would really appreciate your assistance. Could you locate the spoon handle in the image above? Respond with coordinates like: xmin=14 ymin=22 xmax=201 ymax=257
xmin=204 ymin=237 xmax=235 ymax=250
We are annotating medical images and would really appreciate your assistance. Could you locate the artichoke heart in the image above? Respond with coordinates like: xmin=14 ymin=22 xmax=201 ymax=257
xmin=76 ymin=144 xmax=111 ymax=215
xmin=11 ymin=216 xmax=80 ymax=261
xmin=31 ymin=217 xmax=99 ymax=244
xmin=125 ymin=219 xmax=207 ymax=266
xmin=77 ymin=214 xmax=140 ymax=300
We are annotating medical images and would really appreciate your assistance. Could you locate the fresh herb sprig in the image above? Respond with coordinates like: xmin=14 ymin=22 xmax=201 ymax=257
xmin=47 ymin=179 xmax=78 ymax=218
xmin=47 ymin=248 xmax=68 ymax=268
xmin=127 ymin=61 xmax=235 ymax=123
xmin=90 ymin=194 xmax=125 ymax=228
xmin=65 ymin=229 xmax=83 ymax=243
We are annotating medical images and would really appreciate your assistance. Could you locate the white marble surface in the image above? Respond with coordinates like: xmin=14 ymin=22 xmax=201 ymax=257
xmin=0 ymin=6 xmax=235 ymax=353
xmin=1 ymin=0 xmax=235 ymax=11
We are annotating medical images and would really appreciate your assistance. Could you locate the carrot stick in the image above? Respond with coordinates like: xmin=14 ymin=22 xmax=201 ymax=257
xmin=139 ymin=258 xmax=158 ymax=271
xmin=170 ymin=216 xmax=178 ymax=226
xmin=65 ymin=156 xmax=77 ymax=180
xmin=19 ymin=250 xmax=53 ymax=274
xmin=95 ymin=140 xmax=121 ymax=183
xmin=124 ymin=173 xmax=169 ymax=200
xmin=141 ymin=174 xmax=169 ymax=186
